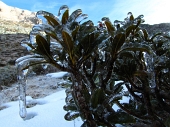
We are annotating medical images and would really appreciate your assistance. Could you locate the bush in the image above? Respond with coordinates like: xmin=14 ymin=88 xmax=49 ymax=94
xmin=0 ymin=65 xmax=17 ymax=87
xmin=17 ymin=6 xmax=170 ymax=127
xmin=30 ymin=64 xmax=59 ymax=75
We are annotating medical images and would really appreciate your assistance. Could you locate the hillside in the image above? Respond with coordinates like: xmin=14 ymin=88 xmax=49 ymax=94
xmin=141 ymin=23 xmax=170 ymax=35
xmin=0 ymin=1 xmax=170 ymax=87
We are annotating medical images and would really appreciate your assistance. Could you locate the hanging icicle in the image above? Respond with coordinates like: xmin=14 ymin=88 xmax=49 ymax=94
xmin=16 ymin=55 xmax=45 ymax=119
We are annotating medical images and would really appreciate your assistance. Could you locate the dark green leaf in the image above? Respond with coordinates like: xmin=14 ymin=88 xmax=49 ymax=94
xmin=62 ymin=29 xmax=74 ymax=53
xmin=36 ymin=34 xmax=50 ymax=56
xmin=130 ymin=14 xmax=134 ymax=21
xmin=68 ymin=9 xmax=82 ymax=22
xmin=126 ymin=25 xmax=136 ymax=37
xmin=111 ymin=33 xmax=126 ymax=53
xmin=120 ymin=43 xmax=152 ymax=54
xmin=104 ymin=20 xmax=116 ymax=34
xmin=106 ymin=112 xmax=136 ymax=124
xmin=91 ymin=88 xmax=105 ymax=108
xmin=44 ymin=15 xmax=61 ymax=27
xmin=72 ymin=25 xmax=79 ymax=40
xmin=62 ymin=9 xmax=69 ymax=24
xmin=142 ymin=28 xmax=149 ymax=41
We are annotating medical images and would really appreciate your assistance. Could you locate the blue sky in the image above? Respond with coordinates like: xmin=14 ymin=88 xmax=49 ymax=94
xmin=1 ymin=0 xmax=170 ymax=25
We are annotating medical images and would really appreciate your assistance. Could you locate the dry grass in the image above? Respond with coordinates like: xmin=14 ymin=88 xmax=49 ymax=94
xmin=0 ymin=19 xmax=33 ymax=34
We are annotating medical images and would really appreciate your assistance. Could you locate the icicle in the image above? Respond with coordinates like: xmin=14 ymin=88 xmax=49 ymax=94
xmin=143 ymin=52 xmax=156 ymax=88
xmin=16 ymin=55 xmax=45 ymax=119
xmin=17 ymin=68 xmax=28 ymax=118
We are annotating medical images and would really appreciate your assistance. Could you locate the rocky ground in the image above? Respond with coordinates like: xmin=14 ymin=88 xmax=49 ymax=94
xmin=0 ymin=74 xmax=66 ymax=107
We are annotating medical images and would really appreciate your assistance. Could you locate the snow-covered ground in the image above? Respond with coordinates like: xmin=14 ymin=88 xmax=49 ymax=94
xmin=0 ymin=89 xmax=83 ymax=127
xmin=0 ymin=72 xmax=126 ymax=127
xmin=0 ymin=72 xmax=83 ymax=127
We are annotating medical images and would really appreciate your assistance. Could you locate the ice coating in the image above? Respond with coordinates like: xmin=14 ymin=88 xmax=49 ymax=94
xmin=58 ymin=5 xmax=69 ymax=16
xmin=36 ymin=10 xmax=54 ymax=24
xmin=75 ymin=14 xmax=88 ymax=23
xmin=20 ymin=39 xmax=32 ymax=51
xmin=16 ymin=55 xmax=45 ymax=119
xmin=143 ymin=52 xmax=156 ymax=88
xmin=32 ymin=24 xmax=54 ymax=33
xmin=68 ymin=9 xmax=82 ymax=22
xmin=18 ymin=68 xmax=28 ymax=118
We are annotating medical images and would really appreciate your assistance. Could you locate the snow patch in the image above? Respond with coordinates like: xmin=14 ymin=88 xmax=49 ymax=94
xmin=46 ymin=72 xmax=68 ymax=78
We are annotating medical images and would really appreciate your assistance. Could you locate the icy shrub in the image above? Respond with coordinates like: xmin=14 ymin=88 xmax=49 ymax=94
xmin=16 ymin=5 xmax=170 ymax=127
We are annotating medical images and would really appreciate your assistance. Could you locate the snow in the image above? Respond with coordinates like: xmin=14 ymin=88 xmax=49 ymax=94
xmin=0 ymin=72 xmax=82 ymax=127
xmin=0 ymin=89 xmax=83 ymax=127
xmin=46 ymin=72 xmax=68 ymax=78
xmin=0 ymin=72 xmax=126 ymax=127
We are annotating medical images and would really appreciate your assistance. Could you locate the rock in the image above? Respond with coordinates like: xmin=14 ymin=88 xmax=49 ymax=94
xmin=0 ymin=1 xmax=37 ymax=24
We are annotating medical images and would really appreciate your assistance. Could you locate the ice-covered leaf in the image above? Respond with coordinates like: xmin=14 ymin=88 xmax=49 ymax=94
xmin=68 ymin=9 xmax=82 ymax=22
xmin=36 ymin=10 xmax=54 ymax=17
xmin=106 ymin=112 xmax=136 ymax=124
xmin=141 ymin=29 xmax=149 ymax=41
xmin=103 ymin=19 xmax=116 ymax=34
xmin=111 ymin=33 xmax=126 ymax=54
xmin=58 ymin=5 xmax=69 ymax=16
xmin=118 ymin=51 xmax=135 ymax=58
xmin=62 ymin=9 xmax=69 ymax=24
xmin=46 ymin=31 xmax=62 ymax=43
xmin=125 ymin=25 xmax=136 ymax=37
xmin=90 ymin=88 xmax=105 ymax=108
xmin=32 ymin=24 xmax=54 ymax=33
xmin=44 ymin=15 xmax=61 ymax=27
xmin=149 ymin=32 xmax=162 ymax=42
xmin=20 ymin=39 xmax=35 ymax=51
xmin=127 ymin=12 xmax=134 ymax=21
xmin=113 ymin=82 xmax=124 ymax=94
xmin=62 ymin=28 xmax=75 ymax=64
xmin=71 ymin=25 xmax=79 ymax=40
xmin=64 ymin=112 xmax=80 ymax=121
xmin=63 ymin=104 xmax=77 ymax=111
xmin=75 ymin=14 xmax=88 ymax=23
xmin=36 ymin=10 xmax=54 ymax=24
xmin=62 ymin=28 xmax=74 ymax=52
xmin=120 ymin=43 xmax=152 ymax=54
xmin=36 ymin=35 xmax=51 ymax=56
